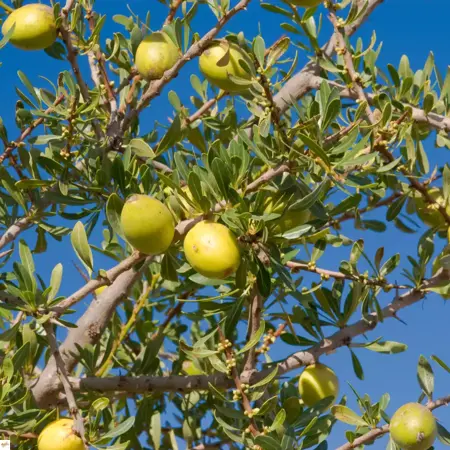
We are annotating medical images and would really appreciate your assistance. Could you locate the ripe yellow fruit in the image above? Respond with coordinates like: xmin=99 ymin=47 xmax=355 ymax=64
xmin=289 ymin=0 xmax=322 ymax=6
xmin=414 ymin=188 xmax=450 ymax=230
xmin=199 ymin=41 xmax=253 ymax=92
xmin=2 ymin=4 xmax=57 ymax=50
xmin=38 ymin=419 xmax=84 ymax=450
xmin=135 ymin=32 xmax=180 ymax=80
xmin=184 ymin=220 xmax=241 ymax=279
xmin=121 ymin=194 xmax=175 ymax=255
xmin=298 ymin=363 xmax=339 ymax=408
xmin=264 ymin=192 xmax=311 ymax=235
xmin=390 ymin=403 xmax=437 ymax=450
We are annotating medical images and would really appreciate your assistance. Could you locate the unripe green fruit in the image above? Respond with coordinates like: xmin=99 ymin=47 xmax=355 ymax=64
xmin=283 ymin=396 xmax=302 ymax=424
xmin=414 ymin=188 xmax=450 ymax=231
xmin=289 ymin=0 xmax=322 ymax=7
xmin=2 ymin=4 xmax=57 ymax=51
xmin=298 ymin=363 xmax=339 ymax=408
xmin=199 ymin=41 xmax=253 ymax=93
xmin=390 ymin=403 xmax=437 ymax=450
xmin=38 ymin=419 xmax=84 ymax=450
xmin=121 ymin=194 xmax=175 ymax=255
xmin=263 ymin=192 xmax=311 ymax=235
xmin=184 ymin=220 xmax=241 ymax=279
xmin=135 ymin=32 xmax=180 ymax=80
xmin=166 ymin=186 xmax=196 ymax=220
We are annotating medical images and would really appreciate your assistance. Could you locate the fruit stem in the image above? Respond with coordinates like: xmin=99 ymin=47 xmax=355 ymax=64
xmin=0 ymin=1 xmax=13 ymax=13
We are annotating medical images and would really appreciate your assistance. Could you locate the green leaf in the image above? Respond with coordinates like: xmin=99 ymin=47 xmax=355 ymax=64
xmin=102 ymin=416 xmax=135 ymax=440
xmin=350 ymin=349 xmax=364 ymax=380
xmin=431 ymin=355 xmax=450 ymax=374
xmin=254 ymin=435 xmax=282 ymax=450
xmin=331 ymin=405 xmax=368 ymax=426
xmin=48 ymin=263 xmax=63 ymax=303
xmin=106 ymin=193 xmax=124 ymax=239
xmin=91 ymin=397 xmax=110 ymax=412
xmin=70 ymin=221 xmax=94 ymax=276
xmin=128 ymin=138 xmax=155 ymax=159
xmin=364 ymin=340 xmax=407 ymax=354
xmin=19 ymin=240 xmax=34 ymax=274
xmin=251 ymin=366 xmax=279 ymax=389
xmin=417 ymin=355 xmax=434 ymax=399
xmin=298 ymin=132 xmax=330 ymax=166
xmin=437 ymin=422 xmax=450 ymax=446
xmin=252 ymin=35 xmax=265 ymax=67
xmin=237 ymin=321 xmax=265 ymax=355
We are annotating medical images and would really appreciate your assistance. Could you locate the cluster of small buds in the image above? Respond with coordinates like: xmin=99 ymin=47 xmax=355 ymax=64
xmin=226 ymin=357 xmax=237 ymax=371
xmin=353 ymin=72 xmax=362 ymax=84
xmin=241 ymin=383 xmax=250 ymax=394
xmin=257 ymin=329 xmax=277 ymax=354
xmin=60 ymin=149 xmax=70 ymax=159
xmin=217 ymin=339 xmax=233 ymax=352
xmin=244 ymin=427 xmax=252 ymax=434
xmin=376 ymin=139 xmax=389 ymax=149
xmin=262 ymin=426 xmax=270 ymax=435
xmin=320 ymin=272 xmax=330 ymax=281
xmin=307 ymin=261 xmax=317 ymax=271
xmin=232 ymin=389 xmax=242 ymax=401
xmin=383 ymin=283 xmax=394 ymax=292
xmin=244 ymin=407 xmax=260 ymax=418
xmin=335 ymin=46 xmax=345 ymax=56
xmin=336 ymin=17 xmax=346 ymax=28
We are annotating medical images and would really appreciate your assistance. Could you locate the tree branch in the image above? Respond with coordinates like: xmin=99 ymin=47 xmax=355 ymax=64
xmin=31 ymin=257 xmax=152 ymax=408
xmin=335 ymin=394 xmax=450 ymax=450
xmin=121 ymin=0 xmax=253 ymax=131
xmin=43 ymin=321 xmax=88 ymax=448
xmin=60 ymin=269 xmax=449 ymax=396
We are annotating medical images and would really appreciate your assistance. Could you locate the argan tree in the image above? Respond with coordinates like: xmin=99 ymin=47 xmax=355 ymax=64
xmin=1 ymin=0 xmax=450 ymax=449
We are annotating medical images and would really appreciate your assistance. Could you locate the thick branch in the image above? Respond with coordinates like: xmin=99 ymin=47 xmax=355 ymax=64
xmin=31 ymin=257 xmax=152 ymax=408
xmin=62 ymin=270 xmax=449 ymax=396
xmin=0 ymin=216 xmax=33 ymax=251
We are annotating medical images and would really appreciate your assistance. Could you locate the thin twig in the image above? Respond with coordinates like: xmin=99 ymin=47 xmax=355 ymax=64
xmin=335 ymin=394 xmax=450 ymax=450
xmin=43 ymin=321 xmax=88 ymax=449
xmin=164 ymin=0 xmax=184 ymax=25
xmin=0 ymin=94 xmax=65 ymax=165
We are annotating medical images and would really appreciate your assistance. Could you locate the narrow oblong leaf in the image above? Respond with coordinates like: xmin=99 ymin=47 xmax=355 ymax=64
xmin=70 ymin=221 xmax=94 ymax=275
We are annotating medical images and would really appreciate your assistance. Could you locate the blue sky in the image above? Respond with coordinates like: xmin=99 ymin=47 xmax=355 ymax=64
xmin=1 ymin=0 xmax=450 ymax=448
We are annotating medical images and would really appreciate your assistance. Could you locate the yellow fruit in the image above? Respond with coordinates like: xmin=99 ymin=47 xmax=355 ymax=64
xmin=135 ymin=32 xmax=180 ymax=80
xmin=390 ymin=403 xmax=437 ymax=450
xmin=199 ymin=41 xmax=253 ymax=92
xmin=121 ymin=194 xmax=175 ymax=255
xmin=182 ymin=360 xmax=203 ymax=375
xmin=289 ymin=0 xmax=322 ymax=6
xmin=263 ymin=192 xmax=311 ymax=235
xmin=298 ymin=363 xmax=339 ymax=408
xmin=414 ymin=188 xmax=450 ymax=230
xmin=2 ymin=4 xmax=57 ymax=50
xmin=184 ymin=220 xmax=241 ymax=279
xmin=38 ymin=419 xmax=84 ymax=450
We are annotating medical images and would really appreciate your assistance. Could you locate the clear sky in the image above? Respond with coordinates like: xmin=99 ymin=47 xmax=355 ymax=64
xmin=1 ymin=0 xmax=450 ymax=448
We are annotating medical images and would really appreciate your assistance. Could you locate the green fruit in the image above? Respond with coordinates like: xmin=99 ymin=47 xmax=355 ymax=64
xmin=390 ymin=403 xmax=437 ymax=450
xmin=38 ymin=419 xmax=84 ymax=450
xmin=184 ymin=220 xmax=241 ymax=279
xmin=298 ymin=363 xmax=339 ymax=408
xmin=2 ymin=4 xmax=57 ymax=51
xmin=121 ymin=194 xmax=175 ymax=255
xmin=289 ymin=0 xmax=322 ymax=6
xmin=414 ymin=188 xmax=450 ymax=230
xmin=135 ymin=32 xmax=180 ymax=80
xmin=264 ymin=192 xmax=311 ymax=235
xmin=199 ymin=41 xmax=253 ymax=93
xmin=166 ymin=186 xmax=196 ymax=220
